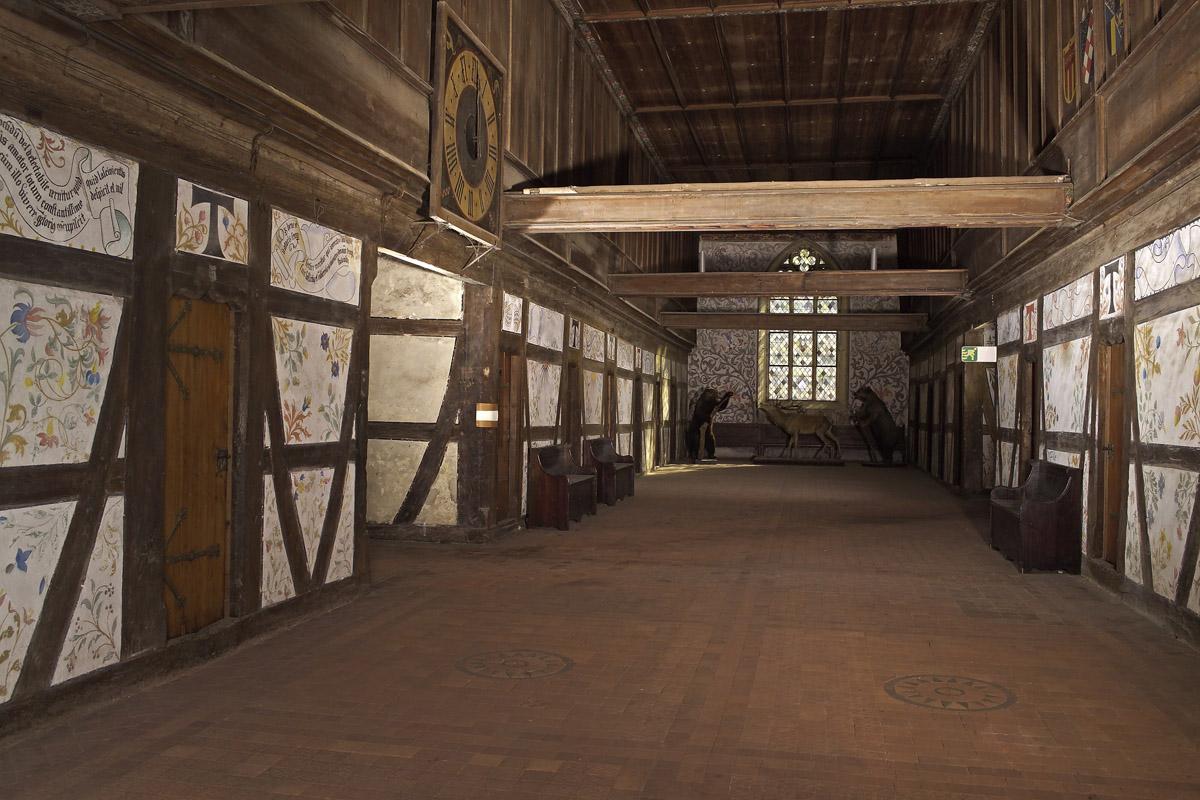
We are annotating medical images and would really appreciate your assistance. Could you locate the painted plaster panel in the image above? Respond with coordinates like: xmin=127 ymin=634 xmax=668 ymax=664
xmin=997 ymin=307 xmax=1021 ymax=345
xmin=1042 ymin=336 xmax=1091 ymax=433
xmin=643 ymin=349 xmax=655 ymax=375
xmin=53 ymin=496 xmax=122 ymax=685
xmin=366 ymin=439 xmax=422 ymax=525
xmin=527 ymin=360 xmax=561 ymax=428
xmin=642 ymin=385 xmax=654 ymax=422
xmin=419 ymin=442 xmax=458 ymax=526
xmin=1022 ymin=301 xmax=1038 ymax=344
xmin=849 ymin=329 xmax=908 ymax=424
xmin=372 ymin=256 xmax=463 ymax=320
xmin=1141 ymin=465 xmax=1198 ymax=600
xmin=606 ymin=333 xmax=617 ymax=361
xmin=1134 ymin=306 xmax=1200 ymax=446
xmin=687 ymin=297 xmax=757 ymax=424
xmin=291 ymin=468 xmax=333 ymax=576
xmin=617 ymin=339 xmax=635 ymax=372
xmin=584 ymin=370 xmax=604 ymax=425
xmin=1099 ymin=257 xmax=1125 ymax=320
xmin=175 ymin=179 xmax=248 ymax=264
xmin=582 ymin=324 xmax=604 ymax=362
xmin=261 ymin=476 xmax=294 ymax=608
xmin=270 ymin=210 xmax=360 ymax=305
xmin=0 ymin=278 xmax=123 ymax=466
xmin=501 ymin=293 xmax=522 ymax=334
xmin=1135 ymin=215 xmax=1200 ymax=300
xmin=1042 ymin=274 xmax=1093 ymax=330
xmin=996 ymin=441 xmax=1019 ymax=488
xmin=0 ymin=501 xmax=75 ymax=703
xmin=368 ymin=335 xmax=454 ymax=423
xmin=617 ymin=377 xmax=633 ymax=425
xmin=273 ymin=317 xmax=351 ymax=444
xmin=527 ymin=303 xmax=564 ymax=352
xmin=1125 ymin=464 xmax=1143 ymax=586
xmin=0 ymin=114 xmax=137 ymax=258
xmin=1043 ymin=449 xmax=1088 ymax=548
xmin=997 ymin=354 xmax=1018 ymax=430
xmin=326 ymin=464 xmax=355 ymax=584
xmin=617 ymin=432 xmax=632 ymax=455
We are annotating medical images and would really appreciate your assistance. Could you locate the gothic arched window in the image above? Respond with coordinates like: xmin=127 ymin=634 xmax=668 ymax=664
xmin=760 ymin=243 xmax=845 ymax=404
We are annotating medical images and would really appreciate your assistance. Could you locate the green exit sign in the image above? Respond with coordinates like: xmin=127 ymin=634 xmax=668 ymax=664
xmin=961 ymin=346 xmax=997 ymax=363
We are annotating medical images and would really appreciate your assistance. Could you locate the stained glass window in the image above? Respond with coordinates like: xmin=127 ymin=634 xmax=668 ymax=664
xmin=766 ymin=247 xmax=839 ymax=402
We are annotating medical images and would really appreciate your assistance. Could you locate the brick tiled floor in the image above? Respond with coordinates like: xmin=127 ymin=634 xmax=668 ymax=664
xmin=4 ymin=464 xmax=1200 ymax=798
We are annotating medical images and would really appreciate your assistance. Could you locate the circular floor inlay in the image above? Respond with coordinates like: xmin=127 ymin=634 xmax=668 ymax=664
xmin=457 ymin=650 xmax=573 ymax=679
xmin=884 ymin=675 xmax=1015 ymax=712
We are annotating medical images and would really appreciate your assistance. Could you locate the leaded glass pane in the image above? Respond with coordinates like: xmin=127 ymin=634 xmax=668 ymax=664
xmin=817 ymin=332 xmax=837 ymax=365
xmin=792 ymin=332 xmax=813 ymax=366
xmin=816 ymin=296 xmax=838 ymax=314
xmin=788 ymin=248 xmax=818 ymax=272
xmin=768 ymin=332 xmax=789 ymax=365
xmin=794 ymin=296 xmax=814 ymax=314
xmin=815 ymin=366 xmax=837 ymax=401
xmin=793 ymin=371 xmax=813 ymax=400
xmin=769 ymin=297 xmax=790 ymax=314
xmin=768 ymin=366 xmax=789 ymax=400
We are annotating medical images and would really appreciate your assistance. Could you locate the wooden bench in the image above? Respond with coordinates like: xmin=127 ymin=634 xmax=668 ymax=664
xmin=989 ymin=459 xmax=1082 ymax=573
xmin=528 ymin=445 xmax=597 ymax=531
xmin=588 ymin=437 xmax=635 ymax=506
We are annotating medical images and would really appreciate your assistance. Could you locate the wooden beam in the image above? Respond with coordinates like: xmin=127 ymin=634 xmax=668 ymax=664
xmin=659 ymin=312 xmax=928 ymax=331
xmin=633 ymin=94 xmax=943 ymax=114
xmin=505 ymin=177 xmax=1072 ymax=233
xmin=610 ymin=269 xmax=968 ymax=297
xmin=120 ymin=1 xmax=320 ymax=12
xmin=583 ymin=1 xmax=990 ymax=23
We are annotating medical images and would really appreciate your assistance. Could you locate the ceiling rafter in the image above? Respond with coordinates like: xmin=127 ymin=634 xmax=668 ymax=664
xmin=634 ymin=93 xmax=942 ymax=113
xmin=778 ymin=10 xmax=794 ymax=180
xmin=871 ymin=5 xmax=917 ymax=178
xmin=582 ymin=0 xmax=989 ymax=23
xmin=711 ymin=10 xmax=755 ymax=179
xmin=830 ymin=9 xmax=851 ymax=164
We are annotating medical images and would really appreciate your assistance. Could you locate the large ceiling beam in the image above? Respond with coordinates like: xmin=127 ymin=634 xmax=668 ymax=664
xmin=660 ymin=312 xmax=927 ymax=331
xmin=583 ymin=0 xmax=989 ymax=23
xmin=634 ymin=93 xmax=942 ymax=114
xmin=506 ymin=177 xmax=1072 ymax=233
xmin=610 ymin=270 xmax=967 ymax=298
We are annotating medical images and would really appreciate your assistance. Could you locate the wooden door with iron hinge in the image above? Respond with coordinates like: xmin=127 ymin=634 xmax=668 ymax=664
xmin=163 ymin=297 xmax=233 ymax=638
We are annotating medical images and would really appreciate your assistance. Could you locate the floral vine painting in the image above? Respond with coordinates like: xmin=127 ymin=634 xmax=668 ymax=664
xmin=1133 ymin=306 xmax=1200 ymax=446
xmin=997 ymin=354 xmax=1018 ymax=430
xmin=1042 ymin=336 xmax=1091 ymax=433
xmin=1134 ymin=216 xmax=1199 ymax=300
xmin=1138 ymin=465 xmax=1198 ymax=600
xmin=271 ymin=316 xmax=352 ymax=445
xmin=527 ymin=360 xmax=561 ymax=428
xmin=52 ymin=496 xmax=123 ymax=686
xmin=326 ymin=464 xmax=355 ymax=585
xmin=583 ymin=370 xmax=604 ymax=425
xmin=175 ymin=179 xmax=248 ymax=264
xmin=582 ymin=324 xmax=604 ymax=362
xmin=260 ymin=476 xmax=294 ymax=608
xmin=997 ymin=306 xmax=1021 ymax=345
xmin=0 ymin=501 xmax=75 ymax=704
xmin=1042 ymin=273 xmax=1093 ymax=330
xmin=617 ymin=377 xmax=633 ymax=425
xmin=291 ymin=468 xmax=333 ymax=576
xmin=0 ymin=278 xmax=123 ymax=466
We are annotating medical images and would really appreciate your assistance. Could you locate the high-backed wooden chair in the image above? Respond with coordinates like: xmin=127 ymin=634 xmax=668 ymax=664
xmin=989 ymin=459 xmax=1082 ymax=573
xmin=528 ymin=445 xmax=596 ymax=531
xmin=588 ymin=437 xmax=635 ymax=506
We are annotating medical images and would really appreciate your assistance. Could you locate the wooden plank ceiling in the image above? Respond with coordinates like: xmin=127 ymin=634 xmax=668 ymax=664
xmin=569 ymin=0 xmax=990 ymax=182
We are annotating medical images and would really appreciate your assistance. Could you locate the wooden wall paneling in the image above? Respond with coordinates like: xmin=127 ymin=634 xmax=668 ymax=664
xmin=401 ymin=0 xmax=434 ymax=83
xmin=124 ymin=167 xmax=173 ymax=656
xmin=367 ymin=0 xmax=401 ymax=55
xmin=457 ymin=282 xmax=500 ymax=528
xmin=13 ymin=324 xmax=130 ymax=697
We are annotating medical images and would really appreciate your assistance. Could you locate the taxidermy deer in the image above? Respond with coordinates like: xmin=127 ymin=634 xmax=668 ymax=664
xmin=758 ymin=404 xmax=841 ymax=460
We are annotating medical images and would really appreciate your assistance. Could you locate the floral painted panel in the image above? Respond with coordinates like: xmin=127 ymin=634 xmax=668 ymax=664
xmin=582 ymin=324 xmax=604 ymax=362
xmin=583 ymin=369 xmax=604 ymax=425
xmin=1125 ymin=464 xmax=1143 ymax=586
xmin=1042 ymin=336 xmax=1091 ymax=433
xmin=1134 ymin=216 xmax=1200 ymax=300
xmin=617 ymin=432 xmax=632 ymax=455
xmin=997 ymin=354 xmax=1018 ymax=429
xmin=997 ymin=307 xmax=1021 ymax=345
xmin=1133 ymin=305 xmax=1200 ymax=446
xmin=270 ymin=209 xmax=361 ymax=305
xmin=527 ymin=360 xmax=561 ymax=428
xmin=326 ymin=464 xmax=355 ymax=584
xmin=616 ymin=340 xmax=635 ymax=372
xmin=643 ymin=349 xmax=655 ymax=376
xmin=175 ymin=179 xmax=248 ymax=264
xmin=1022 ymin=301 xmax=1039 ymax=344
xmin=272 ymin=316 xmax=351 ymax=445
xmin=526 ymin=303 xmax=564 ymax=351
xmin=1042 ymin=274 xmax=1093 ymax=330
xmin=261 ymin=476 xmax=295 ymax=608
xmin=848 ymin=330 xmax=908 ymax=424
xmin=501 ymin=293 xmax=522 ymax=334
xmin=642 ymin=384 xmax=654 ymax=422
xmin=0 ymin=114 xmax=137 ymax=258
xmin=617 ymin=377 xmax=633 ymax=425
xmin=0 ymin=501 xmax=75 ymax=703
xmin=1141 ymin=465 xmax=1198 ymax=600
xmin=0 ymin=279 xmax=123 ymax=466
xmin=1099 ymin=257 xmax=1125 ymax=320
xmin=53 ymin=496 xmax=122 ymax=686
xmin=291 ymin=468 xmax=333 ymax=576
xmin=996 ymin=441 xmax=1019 ymax=488
xmin=687 ymin=298 xmax=757 ymax=424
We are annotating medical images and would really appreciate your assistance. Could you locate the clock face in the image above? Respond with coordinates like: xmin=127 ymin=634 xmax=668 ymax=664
xmin=441 ymin=50 xmax=499 ymax=224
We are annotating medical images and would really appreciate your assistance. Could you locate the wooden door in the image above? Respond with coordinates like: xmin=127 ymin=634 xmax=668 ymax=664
xmin=1098 ymin=342 xmax=1126 ymax=565
xmin=496 ymin=352 xmax=525 ymax=521
xmin=163 ymin=297 xmax=233 ymax=638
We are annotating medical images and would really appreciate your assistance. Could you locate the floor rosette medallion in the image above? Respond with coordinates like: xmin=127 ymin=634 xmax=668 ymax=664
xmin=884 ymin=674 xmax=1015 ymax=711
xmin=457 ymin=650 xmax=573 ymax=679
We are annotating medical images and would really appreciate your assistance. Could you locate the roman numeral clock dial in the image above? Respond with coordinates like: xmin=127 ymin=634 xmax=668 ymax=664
xmin=429 ymin=6 xmax=505 ymax=247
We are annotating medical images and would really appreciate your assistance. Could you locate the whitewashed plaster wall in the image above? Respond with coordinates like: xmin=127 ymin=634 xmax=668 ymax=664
xmin=368 ymin=336 xmax=456 ymax=422
xmin=371 ymin=256 xmax=464 ymax=320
